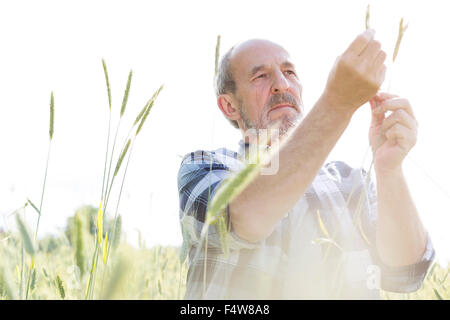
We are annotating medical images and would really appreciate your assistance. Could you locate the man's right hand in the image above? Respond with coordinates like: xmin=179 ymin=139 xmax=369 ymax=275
xmin=323 ymin=29 xmax=387 ymax=115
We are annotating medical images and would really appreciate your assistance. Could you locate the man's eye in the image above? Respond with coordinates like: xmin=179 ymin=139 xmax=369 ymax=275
xmin=256 ymin=74 xmax=266 ymax=79
xmin=286 ymin=70 xmax=296 ymax=76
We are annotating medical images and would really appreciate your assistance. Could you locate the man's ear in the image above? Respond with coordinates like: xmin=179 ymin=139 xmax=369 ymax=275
xmin=217 ymin=94 xmax=241 ymax=122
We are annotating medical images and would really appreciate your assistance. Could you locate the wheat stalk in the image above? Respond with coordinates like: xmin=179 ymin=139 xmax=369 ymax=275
xmin=365 ymin=4 xmax=370 ymax=30
xmin=120 ymin=70 xmax=132 ymax=118
xmin=104 ymin=69 xmax=133 ymax=202
xmin=393 ymin=18 xmax=408 ymax=63
xmin=101 ymin=59 xmax=113 ymax=203
xmin=102 ymin=59 xmax=112 ymax=110
xmin=114 ymin=139 xmax=131 ymax=177
xmin=215 ymin=35 xmax=221 ymax=77
xmin=34 ymin=91 xmax=55 ymax=241
xmin=88 ymin=63 xmax=163 ymax=299
xmin=49 ymin=92 xmax=54 ymax=140
xmin=136 ymin=85 xmax=164 ymax=136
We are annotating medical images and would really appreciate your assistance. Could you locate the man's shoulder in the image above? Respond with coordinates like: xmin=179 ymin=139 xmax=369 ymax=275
xmin=179 ymin=147 xmax=240 ymax=167
xmin=177 ymin=147 xmax=240 ymax=191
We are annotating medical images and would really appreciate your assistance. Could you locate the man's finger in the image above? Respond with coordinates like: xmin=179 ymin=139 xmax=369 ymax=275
xmin=376 ymin=64 xmax=387 ymax=84
xmin=374 ymin=97 xmax=415 ymax=117
xmin=381 ymin=109 xmax=417 ymax=132
xmin=373 ymin=50 xmax=387 ymax=69
xmin=344 ymin=29 xmax=376 ymax=56
xmin=359 ymin=39 xmax=382 ymax=62
xmin=372 ymin=92 xmax=399 ymax=103
xmin=385 ymin=123 xmax=416 ymax=149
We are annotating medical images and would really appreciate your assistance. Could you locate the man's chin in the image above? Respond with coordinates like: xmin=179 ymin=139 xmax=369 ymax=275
xmin=269 ymin=114 xmax=301 ymax=134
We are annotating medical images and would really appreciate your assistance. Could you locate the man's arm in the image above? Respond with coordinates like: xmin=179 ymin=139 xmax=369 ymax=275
xmin=230 ymin=29 xmax=387 ymax=242
xmin=376 ymin=169 xmax=428 ymax=266
xmin=369 ymin=93 xmax=428 ymax=267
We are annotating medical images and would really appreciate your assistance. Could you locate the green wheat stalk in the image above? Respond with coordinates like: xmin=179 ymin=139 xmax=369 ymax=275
xmin=34 ymin=91 xmax=54 ymax=240
xmin=86 ymin=61 xmax=163 ymax=299
xmin=101 ymin=59 xmax=113 ymax=204
xmin=100 ymin=84 xmax=163 ymax=296
xmin=104 ymin=69 xmax=133 ymax=203
xmin=103 ymin=85 xmax=163 ymax=211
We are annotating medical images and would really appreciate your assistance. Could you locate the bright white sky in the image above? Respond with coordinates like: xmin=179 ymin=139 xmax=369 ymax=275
xmin=0 ymin=0 xmax=449 ymax=265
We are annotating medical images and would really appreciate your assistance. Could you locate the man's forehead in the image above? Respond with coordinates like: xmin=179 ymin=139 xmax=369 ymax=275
xmin=230 ymin=39 xmax=293 ymax=75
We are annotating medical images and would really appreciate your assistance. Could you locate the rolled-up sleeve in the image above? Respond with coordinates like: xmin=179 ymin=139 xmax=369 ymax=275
xmin=375 ymin=233 xmax=435 ymax=293
xmin=177 ymin=150 xmax=260 ymax=254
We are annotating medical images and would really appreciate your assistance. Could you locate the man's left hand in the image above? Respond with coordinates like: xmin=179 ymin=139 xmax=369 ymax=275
xmin=369 ymin=92 xmax=418 ymax=173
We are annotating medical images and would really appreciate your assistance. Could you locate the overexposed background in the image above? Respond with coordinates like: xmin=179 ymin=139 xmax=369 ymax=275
xmin=0 ymin=0 xmax=449 ymax=265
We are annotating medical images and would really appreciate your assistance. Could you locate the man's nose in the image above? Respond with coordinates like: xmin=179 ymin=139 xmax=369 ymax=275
xmin=271 ymin=71 xmax=289 ymax=94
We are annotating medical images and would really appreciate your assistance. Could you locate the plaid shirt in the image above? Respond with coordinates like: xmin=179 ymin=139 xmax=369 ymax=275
xmin=177 ymin=139 xmax=435 ymax=299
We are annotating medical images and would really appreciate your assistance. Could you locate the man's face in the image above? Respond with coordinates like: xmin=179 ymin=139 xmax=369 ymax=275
xmin=230 ymin=40 xmax=304 ymax=137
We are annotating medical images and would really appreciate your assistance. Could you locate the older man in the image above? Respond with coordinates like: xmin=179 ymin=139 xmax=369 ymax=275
xmin=177 ymin=29 xmax=434 ymax=299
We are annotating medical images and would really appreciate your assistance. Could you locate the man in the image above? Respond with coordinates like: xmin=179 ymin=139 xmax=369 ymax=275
xmin=177 ymin=29 xmax=434 ymax=299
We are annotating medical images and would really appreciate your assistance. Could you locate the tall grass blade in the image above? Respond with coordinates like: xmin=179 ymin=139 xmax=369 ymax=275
xmin=74 ymin=213 xmax=85 ymax=277
xmin=85 ymin=246 xmax=99 ymax=299
xmin=205 ymin=163 xmax=260 ymax=225
xmin=55 ymin=275 xmax=65 ymax=299
xmin=16 ymin=215 xmax=36 ymax=256
xmin=205 ymin=131 xmax=275 ymax=225
xmin=316 ymin=210 xmax=330 ymax=238
xmin=103 ymin=232 xmax=108 ymax=265
xmin=112 ymin=215 xmax=122 ymax=249
xmin=27 ymin=199 xmax=40 ymax=216
xmin=30 ymin=268 xmax=36 ymax=291
xmin=433 ymin=288 xmax=443 ymax=300
xmin=20 ymin=246 xmax=25 ymax=299
xmin=35 ymin=130 xmax=52 ymax=240
xmin=217 ymin=214 xmax=229 ymax=257
xmin=311 ymin=237 xmax=344 ymax=252
xmin=96 ymin=202 xmax=103 ymax=244
xmin=192 ymin=130 xmax=277 ymax=264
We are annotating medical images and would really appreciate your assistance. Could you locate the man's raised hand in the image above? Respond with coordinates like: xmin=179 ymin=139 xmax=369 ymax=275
xmin=323 ymin=29 xmax=387 ymax=115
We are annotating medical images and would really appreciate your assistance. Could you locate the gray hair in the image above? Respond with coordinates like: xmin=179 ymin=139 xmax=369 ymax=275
xmin=215 ymin=46 xmax=239 ymax=129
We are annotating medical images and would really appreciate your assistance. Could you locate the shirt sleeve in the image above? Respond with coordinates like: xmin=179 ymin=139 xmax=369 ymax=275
xmin=358 ymin=165 xmax=436 ymax=293
xmin=177 ymin=150 xmax=261 ymax=255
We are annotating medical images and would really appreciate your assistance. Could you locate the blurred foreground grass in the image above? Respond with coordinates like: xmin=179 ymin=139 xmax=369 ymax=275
xmin=0 ymin=222 xmax=188 ymax=300
xmin=1 ymin=217 xmax=448 ymax=300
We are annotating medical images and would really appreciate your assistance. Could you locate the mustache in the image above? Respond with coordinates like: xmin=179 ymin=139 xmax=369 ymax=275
xmin=265 ymin=92 xmax=301 ymax=111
